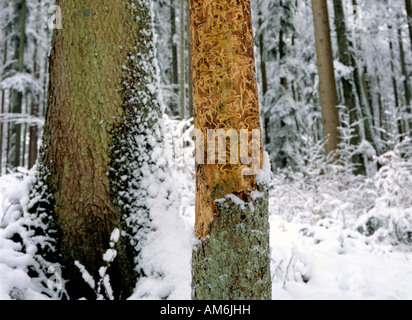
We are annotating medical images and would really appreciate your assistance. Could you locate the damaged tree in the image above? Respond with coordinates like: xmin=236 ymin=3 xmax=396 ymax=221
xmin=190 ymin=0 xmax=272 ymax=300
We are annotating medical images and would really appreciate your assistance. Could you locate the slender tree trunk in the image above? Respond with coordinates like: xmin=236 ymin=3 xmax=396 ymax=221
xmin=278 ymin=3 xmax=292 ymax=169
xmin=28 ymin=0 xmax=42 ymax=169
xmin=29 ymin=52 xmax=39 ymax=169
xmin=170 ymin=0 xmax=179 ymax=115
xmin=190 ymin=0 xmax=271 ymax=300
xmin=405 ymin=0 xmax=412 ymax=52
xmin=389 ymin=30 xmax=403 ymax=139
xmin=311 ymin=0 xmax=340 ymax=156
xmin=180 ymin=0 xmax=185 ymax=120
xmin=332 ymin=0 xmax=365 ymax=174
xmin=351 ymin=0 xmax=380 ymax=155
xmin=398 ymin=26 xmax=411 ymax=110
xmin=258 ymin=12 xmax=268 ymax=96
xmin=9 ymin=0 xmax=27 ymax=169
xmin=0 ymin=26 xmax=7 ymax=175
xmin=377 ymin=77 xmax=387 ymax=144
xmin=258 ymin=10 xmax=270 ymax=146
xmin=187 ymin=0 xmax=194 ymax=118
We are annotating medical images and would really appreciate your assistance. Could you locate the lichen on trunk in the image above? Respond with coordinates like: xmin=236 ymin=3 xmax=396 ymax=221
xmin=192 ymin=190 xmax=271 ymax=300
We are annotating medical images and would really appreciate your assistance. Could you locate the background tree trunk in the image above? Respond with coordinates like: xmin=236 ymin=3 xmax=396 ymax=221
xmin=170 ymin=0 xmax=179 ymax=115
xmin=311 ymin=0 xmax=340 ymax=156
xmin=187 ymin=0 xmax=194 ymax=118
xmin=8 ymin=0 xmax=27 ymax=169
xmin=180 ymin=0 xmax=185 ymax=120
xmin=332 ymin=0 xmax=365 ymax=174
xmin=0 ymin=26 xmax=7 ymax=174
xmin=258 ymin=9 xmax=270 ymax=146
xmin=190 ymin=0 xmax=271 ymax=300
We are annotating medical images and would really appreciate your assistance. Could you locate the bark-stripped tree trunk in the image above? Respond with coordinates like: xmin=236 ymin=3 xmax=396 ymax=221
xmin=190 ymin=0 xmax=271 ymax=300
xmin=332 ymin=0 xmax=365 ymax=174
xmin=30 ymin=0 xmax=163 ymax=299
xmin=311 ymin=0 xmax=340 ymax=155
xmin=405 ymin=0 xmax=412 ymax=52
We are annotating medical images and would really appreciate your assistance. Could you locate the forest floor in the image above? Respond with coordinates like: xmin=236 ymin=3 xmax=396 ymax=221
xmin=269 ymin=214 xmax=412 ymax=300
xmin=1 ymin=161 xmax=412 ymax=300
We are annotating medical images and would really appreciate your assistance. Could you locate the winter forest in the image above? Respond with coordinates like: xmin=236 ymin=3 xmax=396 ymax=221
xmin=0 ymin=0 xmax=412 ymax=301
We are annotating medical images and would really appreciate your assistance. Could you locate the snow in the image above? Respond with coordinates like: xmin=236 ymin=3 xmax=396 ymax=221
xmin=1 ymin=133 xmax=412 ymax=300
xmin=74 ymin=261 xmax=96 ymax=290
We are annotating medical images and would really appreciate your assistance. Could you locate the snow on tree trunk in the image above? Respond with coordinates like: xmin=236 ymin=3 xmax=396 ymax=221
xmin=29 ymin=0 xmax=176 ymax=300
xmin=190 ymin=0 xmax=271 ymax=300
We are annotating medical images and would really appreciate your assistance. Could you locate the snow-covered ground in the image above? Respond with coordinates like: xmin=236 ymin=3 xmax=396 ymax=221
xmin=270 ymin=215 xmax=412 ymax=300
xmin=1 ymin=145 xmax=412 ymax=300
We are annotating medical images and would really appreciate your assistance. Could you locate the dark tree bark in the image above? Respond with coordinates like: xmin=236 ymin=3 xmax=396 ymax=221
xmin=8 ymin=0 xmax=27 ymax=169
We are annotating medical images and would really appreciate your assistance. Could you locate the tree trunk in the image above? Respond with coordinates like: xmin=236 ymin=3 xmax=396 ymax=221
xmin=30 ymin=0 xmax=164 ymax=299
xmin=258 ymin=10 xmax=270 ymax=147
xmin=311 ymin=0 xmax=340 ymax=156
xmin=258 ymin=10 xmax=270 ymax=146
xmin=0 ymin=25 xmax=7 ymax=175
xmin=187 ymin=0 xmax=194 ymax=118
xmin=350 ymin=0 xmax=380 ymax=155
xmin=398 ymin=26 xmax=411 ymax=111
xmin=389 ymin=31 xmax=403 ymax=139
xmin=332 ymin=0 xmax=365 ymax=174
xmin=170 ymin=0 xmax=179 ymax=115
xmin=180 ymin=0 xmax=185 ymax=120
xmin=405 ymin=0 xmax=412 ymax=52
xmin=8 ymin=0 xmax=27 ymax=169
xmin=190 ymin=0 xmax=271 ymax=300
xmin=258 ymin=12 xmax=268 ymax=97
xmin=28 ymin=36 xmax=39 ymax=169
